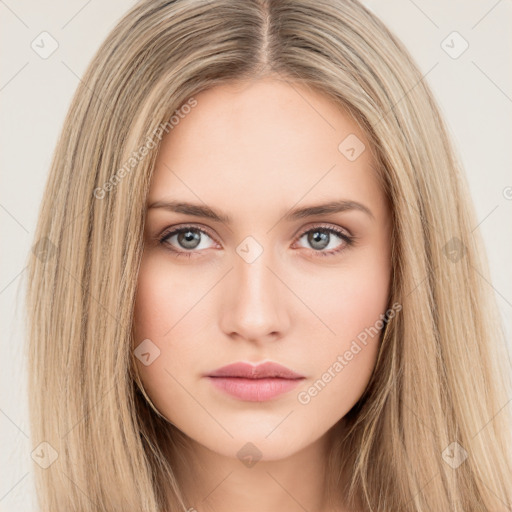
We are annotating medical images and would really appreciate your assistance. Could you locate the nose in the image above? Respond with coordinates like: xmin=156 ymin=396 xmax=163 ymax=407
xmin=219 ymin=247 xmax=290 ymax=344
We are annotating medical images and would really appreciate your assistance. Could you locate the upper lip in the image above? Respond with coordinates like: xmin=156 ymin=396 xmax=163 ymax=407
xmin=207 ymin=362 xmax=305 ymax=379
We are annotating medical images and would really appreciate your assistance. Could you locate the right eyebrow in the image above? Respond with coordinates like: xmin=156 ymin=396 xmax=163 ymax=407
xmin=147 ymin=198 xmax=375 ymax=224
xmin=148 ymin=200 xmax=232 ymax=223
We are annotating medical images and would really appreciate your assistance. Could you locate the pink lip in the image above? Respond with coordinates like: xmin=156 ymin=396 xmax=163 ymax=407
xmin=206 ymin=362 xmax=305 ymax=402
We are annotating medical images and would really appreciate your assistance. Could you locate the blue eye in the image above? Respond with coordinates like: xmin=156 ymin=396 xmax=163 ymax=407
xmin=159 ymin=226 xmax=216 ymax=257
xmin=158 ymin=224 xmax=354 ymax=258
xmin=295 ymin=225 xmax=354 ymax=256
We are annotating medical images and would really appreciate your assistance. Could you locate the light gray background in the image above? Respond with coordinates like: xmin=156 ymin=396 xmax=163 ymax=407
xmin=1 ymin=1 xmax=511 ymax=510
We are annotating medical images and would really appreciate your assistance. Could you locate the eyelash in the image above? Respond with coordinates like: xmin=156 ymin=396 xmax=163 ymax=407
xmin=157 ymin=224 xmax=355 ymax=259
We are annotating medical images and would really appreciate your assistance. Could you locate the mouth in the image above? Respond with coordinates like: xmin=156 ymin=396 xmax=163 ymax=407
xmin=206 ymin=361 xmax=305 ymax=402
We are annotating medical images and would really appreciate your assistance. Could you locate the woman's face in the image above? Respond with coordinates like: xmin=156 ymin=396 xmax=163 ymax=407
xmin=133 ymin=78 xmax=392 ymax=461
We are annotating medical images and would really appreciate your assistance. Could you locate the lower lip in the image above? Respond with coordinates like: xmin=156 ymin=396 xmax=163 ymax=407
xmin=207 ymin=377 xmax=303 ymax=402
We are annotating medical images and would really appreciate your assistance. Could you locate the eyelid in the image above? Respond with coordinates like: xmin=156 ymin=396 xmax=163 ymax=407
xmin=158 ymin=222 xmax=355 ymax=256
xmin=159 ymin=224 xmax=220 ymax=246
xmin=292 ymin=223 xmax=354 ymax=255
xmin=293 ymin=221 xmax=353 ymax=239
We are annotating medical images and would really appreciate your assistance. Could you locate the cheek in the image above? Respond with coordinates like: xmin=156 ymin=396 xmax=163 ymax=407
xmin=132 ymin=255 xmax=186 ymax=399
xmin=295 ymin=283 xmax=389 ymax=422
xmin=293 ymin=246 xmax=391 ymax=414
xmin=133 ymin=252 xmax=209 ymax=341
xmin=132 ymin=253 xmax=213 ymax=411
xmin=296 ymin=344 xmax=378 ymax=431
xmin=300 ymin=250 xmax=391 ymax=343
xmin=133 ymin=263 xmax=169 ymax=343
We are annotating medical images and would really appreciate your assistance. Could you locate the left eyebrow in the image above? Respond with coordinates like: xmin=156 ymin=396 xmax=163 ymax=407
xmin=147 ymin=199 xmax=374 ymax=223
xmin=284 ymin=200 xmax=374 ymax=221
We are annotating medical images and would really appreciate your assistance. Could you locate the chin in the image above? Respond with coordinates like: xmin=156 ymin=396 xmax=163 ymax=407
xmin=181 ymin=421 xmax=326 ymax=463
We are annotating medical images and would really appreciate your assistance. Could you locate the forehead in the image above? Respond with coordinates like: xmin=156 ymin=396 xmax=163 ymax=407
xmin=147 ymin=78 xmax=385 ymax=219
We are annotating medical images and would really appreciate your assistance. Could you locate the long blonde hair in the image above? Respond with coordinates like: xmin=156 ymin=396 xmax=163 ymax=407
xmin=25 ymin=0 xmax=512 ymax=510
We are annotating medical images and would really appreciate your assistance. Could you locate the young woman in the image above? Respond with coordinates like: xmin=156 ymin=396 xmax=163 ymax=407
xmin=26 ymin=0 xmax=512 ymax=510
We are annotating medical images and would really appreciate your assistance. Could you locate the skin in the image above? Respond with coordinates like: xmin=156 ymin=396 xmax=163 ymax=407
xmin=133 ymin=77 xmax=392 ymax=512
